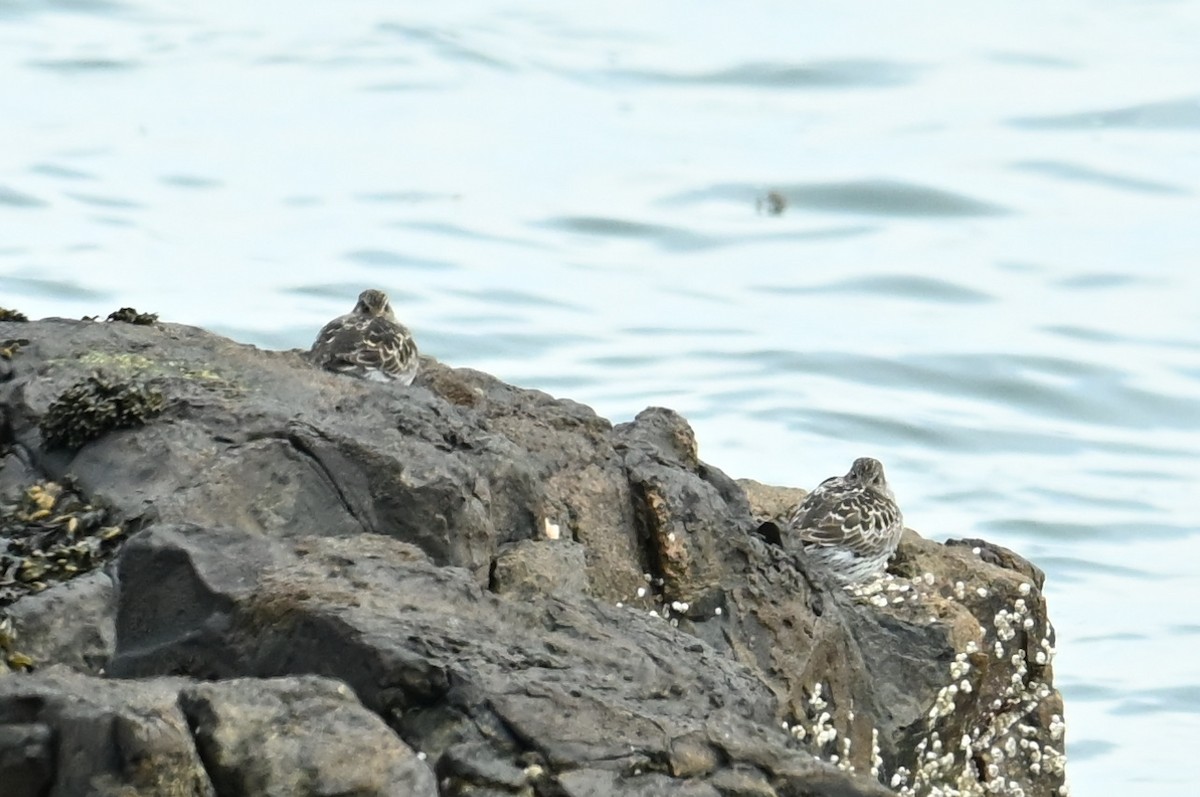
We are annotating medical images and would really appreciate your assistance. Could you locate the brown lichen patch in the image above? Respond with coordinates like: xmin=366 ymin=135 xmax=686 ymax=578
xmin=419 ymin=361 xmax=484 ymax=408
xmin=39 ymin=373 xmax=165 ymax=450
xmin=738 ymin=478 xmax=808 ymax=526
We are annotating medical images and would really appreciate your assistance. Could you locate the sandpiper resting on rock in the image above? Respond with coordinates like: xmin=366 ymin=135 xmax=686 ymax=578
xmin=309 ymin=289 xmax=419 ymax=384
xmin=787 ymin=456 xmax=903 ymax=584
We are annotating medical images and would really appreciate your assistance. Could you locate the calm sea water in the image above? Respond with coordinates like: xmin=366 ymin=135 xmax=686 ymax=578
xmin=4 ymin=2 xmax=1199 ymax=793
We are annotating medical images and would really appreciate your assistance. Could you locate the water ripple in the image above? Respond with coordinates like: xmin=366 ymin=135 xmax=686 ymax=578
xmin=753 ymin=275 xmax=993 ymax=304
xmin=1025 ymin=487 xmax=1157 ymax=513
xmin=1032 ymin=555 xmax=1155 ymax=580
xmin=0 ymin=275 xmax=112 ymax=301
xmin=28 ymin=58 xmax=139 ymax=72
xmin=660 ymin=180 xmax=1003 ymax=217
xmin=1066 ymin=739 xmax=1119 ymax=762
xmin=603 ymin=59 xmax=919 ymax=89
xmin=445 ymin=288 xmax=583 ymax=311
xmin=988 ymin=51 xmax=1077 ymax=69
xmin=0 ymin=185 xmax=48 ymax=208
xmin=538 ymin=216 xmax=715 ymax=251
xmin=395 ymin=221 xmax=542 ymax=249
xmin=376 ymin=23 xmax=515 ymax=71
xmin=160 ymin=175 xmax=223 ymax=190
xmin=31 ymin=163 xmax=95 ymax=181
xmin=1054 ymin=273 xmax=1150 ymax=289
xmin=420 ymin=328 xmax=597 ymax=361
xmin=772 ymin=180 xmax=1005 ymax=217
xmin=1012 ymin=160 xmax=1187 ymax=195
xmin=343 ymin=249 xmax=457 ymax=271
xmin=1112 ymin=686 xmax=1200 ymax=715
xmin=0 ymin=0 xmax=123 ymax=18
xmin=722 ymin=350 xmax=1200 ymax=431
xmin=979 ymin=519 xmax=1191 ymax=544
xmin=284 ymin=284 xmax=423 ymax=305
xmin=1010 ymin=96 xmax=1200 ymax=130
xmin=65 ymin=192 xmax=144 ymax=210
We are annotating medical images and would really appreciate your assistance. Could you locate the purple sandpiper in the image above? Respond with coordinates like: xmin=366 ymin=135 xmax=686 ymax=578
xmin=309 ymin=289 xmax=419 ymax=384
xmin=786 ymin=457 xmax=903 ymax=584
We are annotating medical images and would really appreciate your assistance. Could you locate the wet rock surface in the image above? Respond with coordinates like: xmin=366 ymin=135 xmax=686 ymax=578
xmin=0 ymin=317 xmax=1067 ymax=796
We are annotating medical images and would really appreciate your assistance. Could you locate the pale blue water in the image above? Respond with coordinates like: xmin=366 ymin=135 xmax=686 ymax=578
xmin=3 ymin=2 xmax=1200 ymax=793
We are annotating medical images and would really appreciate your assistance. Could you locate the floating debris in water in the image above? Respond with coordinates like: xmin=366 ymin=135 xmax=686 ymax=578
xmin=39 ymin=373 xmax=165 ymax=450
xmin=106 ymin=307 xmax=159 ymax=325
xmin=0 ymin=308 xmax=28 ymax=322
xmin=756 ymin=190 xmax=788 ymax=216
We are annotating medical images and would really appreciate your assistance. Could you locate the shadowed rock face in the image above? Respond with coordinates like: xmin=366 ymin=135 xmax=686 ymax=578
xmin=0 ymin=318 xmax=1066 ymax=797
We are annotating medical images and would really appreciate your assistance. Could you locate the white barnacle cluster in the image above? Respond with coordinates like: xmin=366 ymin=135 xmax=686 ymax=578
xmin=886 ymin=576 xmax=1066 ymax=797
xmin=786 ymin=683 xmax=838 ymax=753
xmin=786 ymin=685 xmax=880 ymax=778
xmin=617 ymin=572 xmax=670 ymax=617
xmin=643 ymin=596 xmax=692 ymax=628
xmin=957 ymin=584 xmax=1065 ymax=796
xmin=1036 ymin=624 xmax=1057 ymax=667
xmin=847 ymin=572 xmax=928 ymax=609
xmin=969 ymin=704 xmax=1068 ymax=796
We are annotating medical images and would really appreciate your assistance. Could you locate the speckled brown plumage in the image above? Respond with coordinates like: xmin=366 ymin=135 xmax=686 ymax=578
xmin=309 ymin=289 xmax=419 ymax=384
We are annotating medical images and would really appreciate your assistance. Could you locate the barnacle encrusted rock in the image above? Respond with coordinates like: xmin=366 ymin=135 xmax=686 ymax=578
xmin=0 ymin=317 xmax=1067 ymax=797
xmin=39 ymin=373 xmax=165 ymax=450
xmin=106 ymin=307 xmax=159 ymax=325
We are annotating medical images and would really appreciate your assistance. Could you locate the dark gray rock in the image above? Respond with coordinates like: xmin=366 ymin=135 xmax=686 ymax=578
xmin=7 ymin=571 xmax=115 ymax=673
xmin=109 ymin=525 xmax=780 ymax=761
xmin=0 ymin=666 xmax=434 ymax=797
xmin=0 ymin=318 xmax=1068 ymax=797
xmin=0 ymin=722 xmax=54 ymax=797
xmin=557 ymin=769 xmax=721 ymax=797
xmin=180 ymin=675 xmax=436 ymax=797
xmin=0 ymin=665 xmax=214 ymax=797
xmin=490 ymin=538 xmax=590 ymax=596
xmin=1 ymin=319 xmax=647 ymax=597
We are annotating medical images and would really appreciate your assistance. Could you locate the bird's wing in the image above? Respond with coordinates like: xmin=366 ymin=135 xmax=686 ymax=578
xmin=312 ymin=317 xmax=416 ymax=373
xmin=789 ymin=482 xmax=900 ymax=557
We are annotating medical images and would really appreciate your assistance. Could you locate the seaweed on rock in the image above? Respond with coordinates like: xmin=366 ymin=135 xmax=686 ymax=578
xmin=106 ymin=307 xmax=159 ymax=325
xmin=39 ymin=373 xmax=165 ymax=450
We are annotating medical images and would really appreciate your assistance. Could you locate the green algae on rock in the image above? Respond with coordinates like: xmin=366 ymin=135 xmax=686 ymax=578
xmin=39 ymin=373 xmax=165 ymax=450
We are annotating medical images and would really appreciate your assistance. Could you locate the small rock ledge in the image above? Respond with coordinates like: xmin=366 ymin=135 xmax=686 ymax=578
xmin=0 ymin=317 xmax=1066 ymax=797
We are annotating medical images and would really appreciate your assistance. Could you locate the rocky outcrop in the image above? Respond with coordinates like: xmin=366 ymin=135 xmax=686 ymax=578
xmin=0 ymin=316 xmax=1066 ymax=796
